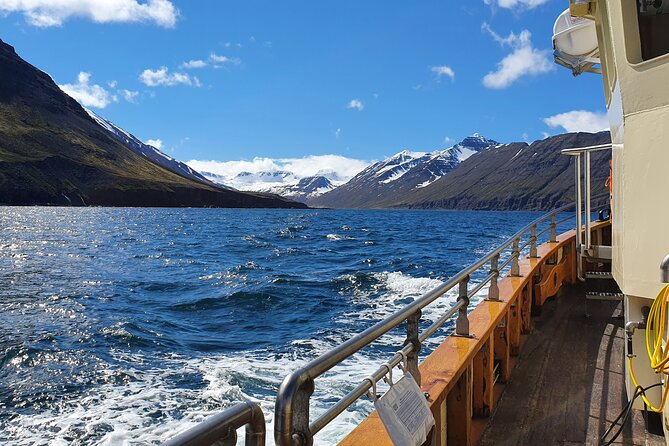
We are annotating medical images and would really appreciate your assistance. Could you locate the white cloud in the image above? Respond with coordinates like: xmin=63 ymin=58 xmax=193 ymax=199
xmin=186 ymin=155 xmax=370 ymax=189
xmin=145 ymin=138 xmax=163 ymax=150
xmin=58 ymin=72 xmax=117 ymax=109
xmin=482 ymin=24 xmax=553 ymax=89
xmin=335 ymin=128 xmax=341 ymax=139
xmin=443 ymin=136 xmax=453 ymax=145
xmin=139 ymin=66 xmax=200 ymax=87
xmin=347 ymin=99 xmax=364 ymax=111
xmin=0 ymin=0 xmax=178 ymax=28
xmin=483 ymin=0 xmax=549 ymax=9
xmin=543 ymin=110 xmax=610 ymax=133
xmin=209 ymin=53 xmax=241 ymax=67
xmin=181 ymin=59 xmax=208 ymax=69
xmin=121 ymin=89 xmax=139 ymax=102
xmin=431 ymin=65 xmax=455 ymax=81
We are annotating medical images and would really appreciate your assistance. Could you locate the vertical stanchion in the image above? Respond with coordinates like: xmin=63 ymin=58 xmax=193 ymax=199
xmin=576 ymin=153 xmax=582 ymax=253
xmin=529 ymin=224 xmax=538 ymax=258
xmin=511 ymin=238 xmax=521 ymax=277
xmin=455 ymin=275 xmax=471 ymax=337
xmin=405 ymin=310 xmax=422 ymax=385
xmin=585 ymin=151 xmax=591 ymax=252
xmin=549 ymin=214 xmax=557 ymax=243
xmin=487 ymin=254 xmax=500 ymax=301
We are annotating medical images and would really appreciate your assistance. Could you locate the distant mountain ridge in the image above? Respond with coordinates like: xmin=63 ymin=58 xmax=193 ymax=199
xmin=200 ymin=169 xmax=344 ymax=202
xmin=0 ymin=38 xmax=305 ymax=208
xmin=384 ymin=132 xmax=611 ymax=210
xmin=311 ymin=134 xmax=498 ymax=208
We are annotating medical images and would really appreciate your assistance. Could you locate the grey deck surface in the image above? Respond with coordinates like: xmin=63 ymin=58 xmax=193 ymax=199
xmin=478 ymin=284 xmax=665 ymax=446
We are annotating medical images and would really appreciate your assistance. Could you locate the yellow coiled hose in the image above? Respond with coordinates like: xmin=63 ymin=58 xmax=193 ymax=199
xmin=628 ymin=284 xmax=669 ymax=412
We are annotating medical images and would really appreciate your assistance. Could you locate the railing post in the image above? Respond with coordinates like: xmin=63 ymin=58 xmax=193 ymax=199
xmin=487 ymin=254 xmax=500 ymax=301
xmin=405 ymin=310 xmax=422 ymax=385
xmin=549 ymin=214 xmax=557 ymax=243
xmin=576 ymin=153 xmax=583 ymax=253
xmin=510 ymin=238 xmax=521 ymax=277
xmin=455 ymin=275 xmax=471 ymax=337
xmin=529 ymin=224 xmax=538 ymax=258
xmin=585 ymin=151 xmax=592 ymax=253
xmin=275 ymin=373 xmax=315 ymax=446
xmin=245 ymin=401 xmax=267 ymax=446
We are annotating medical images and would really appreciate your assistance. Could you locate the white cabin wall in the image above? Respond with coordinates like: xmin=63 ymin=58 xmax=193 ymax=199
xmin=596 ymin=0 xmax=669 ymax=418
xmin=599 ymin=0 xmax=669 ymax=300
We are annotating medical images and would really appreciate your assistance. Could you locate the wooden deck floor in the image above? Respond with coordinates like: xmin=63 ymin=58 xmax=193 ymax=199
xmin=478 ymin=283 xmax=665 ymax=446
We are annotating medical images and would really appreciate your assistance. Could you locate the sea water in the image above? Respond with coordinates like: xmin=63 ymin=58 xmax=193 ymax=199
xmin=0 ymin=207 xmax=562 ymax=445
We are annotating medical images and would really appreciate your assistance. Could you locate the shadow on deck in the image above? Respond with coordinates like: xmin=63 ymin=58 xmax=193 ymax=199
xmin=478 ymin=283 xmax=664 ymax=446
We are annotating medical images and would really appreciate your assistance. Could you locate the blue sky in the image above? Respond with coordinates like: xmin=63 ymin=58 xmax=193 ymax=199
xmin=0 ymin=0 xmax=608 ymax=169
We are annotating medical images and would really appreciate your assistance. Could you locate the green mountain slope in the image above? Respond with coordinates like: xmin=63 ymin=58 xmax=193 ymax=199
xmin=0 ymin=39 xmax=305 ymax=208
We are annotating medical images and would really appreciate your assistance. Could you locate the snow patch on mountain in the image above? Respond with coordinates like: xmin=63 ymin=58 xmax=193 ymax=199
xmin=365 ymin=134 xmax=498 ymax=190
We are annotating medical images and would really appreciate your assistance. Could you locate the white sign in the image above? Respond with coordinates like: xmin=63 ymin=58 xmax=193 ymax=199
xmin=374 ymin=374 xmax=435 ymax=446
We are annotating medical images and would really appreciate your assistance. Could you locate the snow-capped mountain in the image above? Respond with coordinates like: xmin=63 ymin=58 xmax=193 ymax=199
xmin=269 ymin=176 xmax=335 ymax=201
xmin=85 ymin=109 xmax=225 ymax=188
xmin=311 ymin=134 xmax=498 ymax=208
xmin=198 ymin=169 xmax=343 ymax=203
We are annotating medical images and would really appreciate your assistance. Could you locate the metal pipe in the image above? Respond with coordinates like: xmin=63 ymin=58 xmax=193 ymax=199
xmin=555 ymin=214 xmax=574 ymax=226
xmin=536 ymin=226 xmax=551 ymax=238
xmin=309 ymin=343 xmax=414 ymax=435
xmin=561 ymin=143 xmax=612 ymax=155
xmin=585 ymin=151 xmax=592 ymax=253
xmin=419 ymin=299 xmax=466 ymax=343
xmin=162 ymin=401 xmax=265 ymax=446
xmin=519 ymin=237 xmax=533 ymax=252
xmin=468 ymin=272 xmax=495 ymax=299
xmin=662 ymin=254 xmax=669 ymax=283
xmin=575 ymin=154 xmax=583 ymax=281
xmin=576 ymin=153 xmax=582 ymax=253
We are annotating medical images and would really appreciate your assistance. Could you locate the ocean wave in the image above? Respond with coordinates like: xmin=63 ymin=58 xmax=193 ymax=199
xmin=325 ymin=234 xmax=355 ymax=241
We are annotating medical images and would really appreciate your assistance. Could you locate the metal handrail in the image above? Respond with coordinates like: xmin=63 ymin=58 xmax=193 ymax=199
xmin=274 ymin=202 xmax=577 ymax=446
xmin=562 ymin=144 xmax=613 ymax=280
xmin=561 ymin=143 xmax=612 ymax=155
xmin=162 ymin=401 xmax=265 ymax=446
xmin=661 ymin=254 xmax=669 ymax=283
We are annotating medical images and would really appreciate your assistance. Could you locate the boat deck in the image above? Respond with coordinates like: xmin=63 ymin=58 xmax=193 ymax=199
xmin=478 ymin=283 xmax=665 ymax=446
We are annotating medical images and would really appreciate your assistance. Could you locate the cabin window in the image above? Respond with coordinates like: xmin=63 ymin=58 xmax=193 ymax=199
xmin=636 ymin=0 xmax=669 ymax=60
